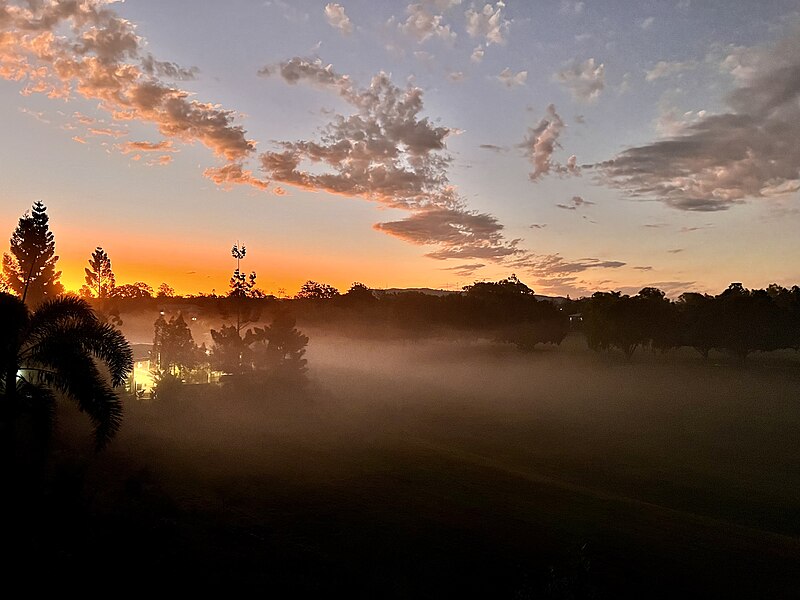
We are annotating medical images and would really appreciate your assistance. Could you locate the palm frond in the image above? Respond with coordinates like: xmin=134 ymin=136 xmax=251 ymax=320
xmin=26 ymin=341 xmax=123 ymax=450
xmin=23 ymin=299 xmax=132 ymax=387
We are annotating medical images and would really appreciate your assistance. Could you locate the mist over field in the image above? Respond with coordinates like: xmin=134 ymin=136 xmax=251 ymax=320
xmin=37 ymin=326 xmax=800 ymax=597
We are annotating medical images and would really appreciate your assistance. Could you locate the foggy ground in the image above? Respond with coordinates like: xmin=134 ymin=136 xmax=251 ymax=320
xmin=23 ymin=333 xmax=800 ymax=596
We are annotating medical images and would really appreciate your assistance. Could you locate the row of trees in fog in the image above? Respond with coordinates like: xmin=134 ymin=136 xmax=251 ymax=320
xmin=581 ymin=284 xmax=800 ymax=360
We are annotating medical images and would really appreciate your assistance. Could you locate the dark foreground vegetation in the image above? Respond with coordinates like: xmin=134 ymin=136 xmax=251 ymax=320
xmin=6 ymin=336 xmax=799 ymax=597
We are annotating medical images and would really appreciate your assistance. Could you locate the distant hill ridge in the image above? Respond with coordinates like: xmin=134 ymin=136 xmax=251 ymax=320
xmin=376 ymin=287 xmax=567 ymax=304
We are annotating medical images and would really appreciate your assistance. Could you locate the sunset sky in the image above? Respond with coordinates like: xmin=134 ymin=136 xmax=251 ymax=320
xmin=2 ymin=0 xmax=800 ymax=297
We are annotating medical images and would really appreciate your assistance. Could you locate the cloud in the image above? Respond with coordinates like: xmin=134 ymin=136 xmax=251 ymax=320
xmin=634 ymin=266 xmax=654 ymax=271
xmin=398 ymin=2 xmax=456 ymax=44
xmin=374 ymin=207 xmax=513 ymax=258
xmin=471 ymin=45 xmax=485 ymax=63
xmin=257 ymin=58 xmax=628 ymax=276
xmin=203 ymin=163 xmax=271 ymax=191
xmin=86 ymin=126 xmax=125 ymax=138
xmin=259 ymin=58 xmax=521 ymax=261
xmin=555 ymin=58 xmax=605 ymax=103
xmin=509 ymin=253 xmax=626 ymax=283
xmin=667 ymin=248 xmax=684 ymax=253
xmin=679 ymin=225 xmax=712 ymax=232
xmin=140 ymin=55 xmax=198 ymax=80
xmin=556 ymin=195 xmax=594 ymax=210
xmin=441 ymin=262 xmax=485 ymax=277
xmin=0 ymin=0 xmax=255 ymax=168
xmin=18 ymin=107 xmax=49 ymax=123
xmin=640 ymin=17 xmax=655 ymax=29
xmin=654 ymin=106 xmax=708 ymax=137
xmin=324 ymin=3 xmax=353 ymax=36
xmin=496 ymin=67 xmax=527 ymax=88
xmin=529 ymin=223 xmax=547 ymax=229
xmin=479 ymin=143 xmax=505 ymax=152
xmin=118 ymin=140 xmax=175 ymax=153
xmin=521 ymin=104 xmax=579 ymax=181
xmin=259 ymin=58 xmax=453 ymax=203
xmin=465 ymin=3 xmax=510 ymax=46
xmin=645 ymin=60 xmax=695 ymax=81
xmin=596 ymin=28 xmax=800 ymax=211
xmin=448 ymin=71 xmax=464 ymax=82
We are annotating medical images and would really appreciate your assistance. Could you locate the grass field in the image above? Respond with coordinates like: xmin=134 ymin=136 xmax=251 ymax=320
xmin=14 ymin=333 xmax=800 ymax=597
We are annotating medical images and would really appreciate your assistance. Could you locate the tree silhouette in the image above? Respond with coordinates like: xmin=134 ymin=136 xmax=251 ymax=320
xmin=84 ymin=247 xmax=115 ymax=299
xmin=295 ymin=280 xmax=340 ymax=299
xmin=2 ymin=201 xmax=64 ymax=306
xmin=210 ymin=324 xmax=251 ymax=375
xmin=111 ymin=282 xmax=154 ymax=299
xmin=0 ymin=293 xmax=132 ymax=450
xmin=157 ymin=283 xmax=175 ymax=298
xmin=245 ymin=310 xmax=309 ymax=382
xmin=151 ymin=313 xmax=198 ymax=378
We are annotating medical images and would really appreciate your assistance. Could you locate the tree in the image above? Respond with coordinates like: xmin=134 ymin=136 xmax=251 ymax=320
xmin=295 ymin=280 xmax=340 ymax=299
xmin=151 ymin=313 xmax=198 ymax=377
xmin=84 ymin=247 xmax=115 ymax=299
xmin=463 ymin=273 xmax=534 ymax=299
xmin=246 ymin=311 xmax=309 ymax=380
xmin=210 ymin=324 xmax=251 ymax=375
xmin=0 ymin=293 xmax=132 ymax=450
xmin=3 ymin=201 xmax=64 ymax=305
xmin=157 ymin=283 xmax=175 ymax=298
xmin=111 ymin=282 xmax=154 ymax=299
xmin=344 ymin=282 xmax=376 ymax=301
xmin=229 ymin=268 xmax=258 ymax=298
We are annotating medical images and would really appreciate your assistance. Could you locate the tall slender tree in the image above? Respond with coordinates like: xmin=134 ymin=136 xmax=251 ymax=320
xmin=84 ymin=246 xmax=116 ymax=299
xmin=3 ymin=201 xmax=64 ymax=305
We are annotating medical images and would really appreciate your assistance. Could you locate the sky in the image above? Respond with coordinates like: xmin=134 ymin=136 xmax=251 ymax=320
xmin=2 ymin=0 xmax=800 ymax=298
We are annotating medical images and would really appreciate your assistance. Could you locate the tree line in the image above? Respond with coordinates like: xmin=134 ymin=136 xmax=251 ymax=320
xmin=580 ymin=284 xmax=800 ymax=360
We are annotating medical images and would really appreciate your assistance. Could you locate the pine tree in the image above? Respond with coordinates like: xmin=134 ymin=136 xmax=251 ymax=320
xmin=3 ymin=201 xmax=63 ymax=305
xmin=84 ymin=246 xmax=116 ymax=299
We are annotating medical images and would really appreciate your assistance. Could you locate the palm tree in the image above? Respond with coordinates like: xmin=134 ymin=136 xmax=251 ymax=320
xmin=0 ymin=293 xmax=132 ymax=450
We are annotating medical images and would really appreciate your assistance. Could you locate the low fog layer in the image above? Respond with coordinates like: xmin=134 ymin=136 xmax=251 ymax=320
xmin=48 ymin=329 xmax=800 ymax=595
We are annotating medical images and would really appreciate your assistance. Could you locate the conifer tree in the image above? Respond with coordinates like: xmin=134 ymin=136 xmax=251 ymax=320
xmin=84 ymin=246 xmax=116 ymax=299
xmin=3 ymin=201 xmax=63 ymax=305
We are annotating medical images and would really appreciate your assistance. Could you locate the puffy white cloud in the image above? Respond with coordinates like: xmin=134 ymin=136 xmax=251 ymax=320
xmin=597 ymin=28 xmax=800 ymax=211
xmin=398 ymin=2 xmax=456 ymax=43
xmin=555 ymin=58 xmax=605 ymax=103
xmin=521 ymin=104 xmax=579 ymax=181
xmin=0 ymin=0 xmax=255 ymax=164
xmin=496 ymin=67 xmax=527 ymax=88
xmin=324 ymin=3 xmax=353 ymax=36
xmin=465 ymin=3 xmax=509 ymax=45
